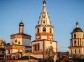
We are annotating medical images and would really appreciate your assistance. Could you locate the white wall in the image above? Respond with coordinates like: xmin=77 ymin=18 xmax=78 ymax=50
xmin=45 ymin=41 xmax=57 ymax=52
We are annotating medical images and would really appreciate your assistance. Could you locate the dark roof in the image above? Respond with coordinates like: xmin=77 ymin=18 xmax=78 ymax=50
xmin=32 ymin=39 xmax=57 ymax=42
xmin=73 ymin=27 xmax=83 ymax=32
xmin=19 ymin=21 xmax=24 ymax=26
xmin=11 ymin=33 xmax=31 ymax=37
xmin=25 ymin=46 xmax=31 ymax=48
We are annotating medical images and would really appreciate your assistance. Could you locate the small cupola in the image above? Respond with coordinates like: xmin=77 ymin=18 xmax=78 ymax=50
xmin=73 ymin=22 xmax=83 ymax=32
xmin=19 ymin=21 xmax=24 ymax=34
xmin=19 ymin=21 xmax=24 ymax=26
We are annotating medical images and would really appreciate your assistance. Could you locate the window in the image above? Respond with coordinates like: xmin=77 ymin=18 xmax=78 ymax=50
xmin=2 ymin=51 xmax=4 ymax=54
xmin=74 ymin=34 xmax=76 ymax=38
xmin=18 ymin=42 xmax=20 ymax=45
xmin=50 ymin=28 xmax=52 ymax=33
xmin=71 ymin=41 xmax=73 ymax=46
xmin=38 ymin=43 xmax=40 ymax=51
xmin=37 ymin=28 xmax=39 ymax=33
xmin=34 ymin=44 xmax=37 ymax=51
xmin=43 ymin=27 xmax=46 ymax=32
xmin=15 ymin=40 xmax=17 ymax=42
xmin=43 ymin=21 xmax=45 ymax=24
xmin=34 ymin=43 xmax=40 ymax=51
xmin=74 ymin=41 xmax=76 ymax=46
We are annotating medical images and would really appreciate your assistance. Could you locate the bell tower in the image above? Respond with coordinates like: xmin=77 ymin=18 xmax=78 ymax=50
xmin=32 ymin=0 xmax=57 ymax=61
xmin=35 ymin=0 xmax=54 ymax=41
xmin=69 ymin=22 xmax=84 ymax=58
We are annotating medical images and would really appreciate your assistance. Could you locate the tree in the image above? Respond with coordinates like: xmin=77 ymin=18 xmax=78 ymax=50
xmin=44 ymin=46 xmax=54 ymax=62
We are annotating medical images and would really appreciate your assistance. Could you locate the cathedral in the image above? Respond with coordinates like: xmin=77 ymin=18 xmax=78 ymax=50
xmin=32 ymin=0 xmax=57 ymax=61
xmin=0 ymin=0 xmax=58 ymax=61
xmin=69 ymin=22 xmax=84 ymax=59
xmin=0 ymin=0 xmax=84 ymax=62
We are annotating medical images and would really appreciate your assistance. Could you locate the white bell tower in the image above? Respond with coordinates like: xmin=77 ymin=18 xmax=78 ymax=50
xmin=32 ymin=0 xmax=57 ymax=61
xmin=35 ymin=0 xmax=54 ymax=41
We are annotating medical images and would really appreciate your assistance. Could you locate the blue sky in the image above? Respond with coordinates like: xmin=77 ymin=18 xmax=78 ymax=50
xmin=0 ymin=0 xmax=84 ymax=52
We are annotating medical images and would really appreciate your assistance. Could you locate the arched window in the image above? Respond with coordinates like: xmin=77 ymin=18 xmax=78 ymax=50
xmin=38 ymin=43 xmax=40 ymax=51
xmin=37 ymin=28 xmax=39 ymax=33
xmin=34 ymin=44 xmax=37 ymax=51
xmin=74 ymin=41 xmax=76 ymax=46
xmin=50 ymin=28 xmax=52 ymax=33
xmin=18 ymin=42 xmax=20 ymax=45
xmin=71 ymin=41 xmax=73 ymax=46
xmin=74 ymin=34 xmax=76 ymax=38
xmin=15 ymin=40 xmax=17 ymax=42
xmin=43 ymin=27 xmax=46 ymax=32
xmin=43 ymin=21 xmax=45 ymax=24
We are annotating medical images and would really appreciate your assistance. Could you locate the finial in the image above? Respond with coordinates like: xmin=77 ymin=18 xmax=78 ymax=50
xmin=19 ymin=17 xmax=24 ymax=26
xmin=43 ymin=0 xmax=46 ymax=7
xmin=76 ymin=21 xmax=79 ymax=27
xmin=21 ymin=17 xmax=23 ymax=22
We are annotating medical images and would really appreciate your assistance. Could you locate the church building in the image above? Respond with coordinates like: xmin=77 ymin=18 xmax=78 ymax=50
xmin=32 ymin=0 xmax=57 ymax=61
xmin=6 ymin=21 xmax=31 ymax=59
xmin=69 ymin=22 xmax=84 ymax=59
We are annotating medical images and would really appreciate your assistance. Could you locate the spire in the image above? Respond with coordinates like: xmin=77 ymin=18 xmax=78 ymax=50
xmin=42 ymin=0 xmax=47 ymax=12
xmin=38 ymin=0 xmax=51 ymax=25
xmin=76 ymin=21 xmax=79 ymax=27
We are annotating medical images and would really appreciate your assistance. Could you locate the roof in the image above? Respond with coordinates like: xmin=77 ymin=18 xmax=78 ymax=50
xmin=37 ymin=0 xmax=52 ymax=26
xmin=73 ymin=27 xmax=83 ymax=32
xmin=6 ymin=44 xmax=25 ymax=50
xmin=32 ymin=39 xmax=57 ymax=42
xmin=25 ymin=46 xmax=31 ymax=48
xmin=72 ymin=22 xmax=83 ymax=33
xmin=11 ymin=33 xmax=30 ymax=36
xmin=19 ymin=21 xmax=24 ymax=26
xmin=10 ymin=33 xmax=31 ymax=39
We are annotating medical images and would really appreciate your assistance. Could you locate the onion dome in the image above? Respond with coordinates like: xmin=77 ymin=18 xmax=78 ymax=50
xmin=19 ymin=21 xmax=24 ymax=26
xmin=73 ymin=22 xmax=83 ymax=32
xmin=43 ymin=0 xmax=46 ymax=5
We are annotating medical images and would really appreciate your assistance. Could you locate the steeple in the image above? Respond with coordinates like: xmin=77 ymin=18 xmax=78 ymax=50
xmin=35 ymin=0 xmax=54 ymax=40
xmin=38 ymin=0 xmax=51 ymax=25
